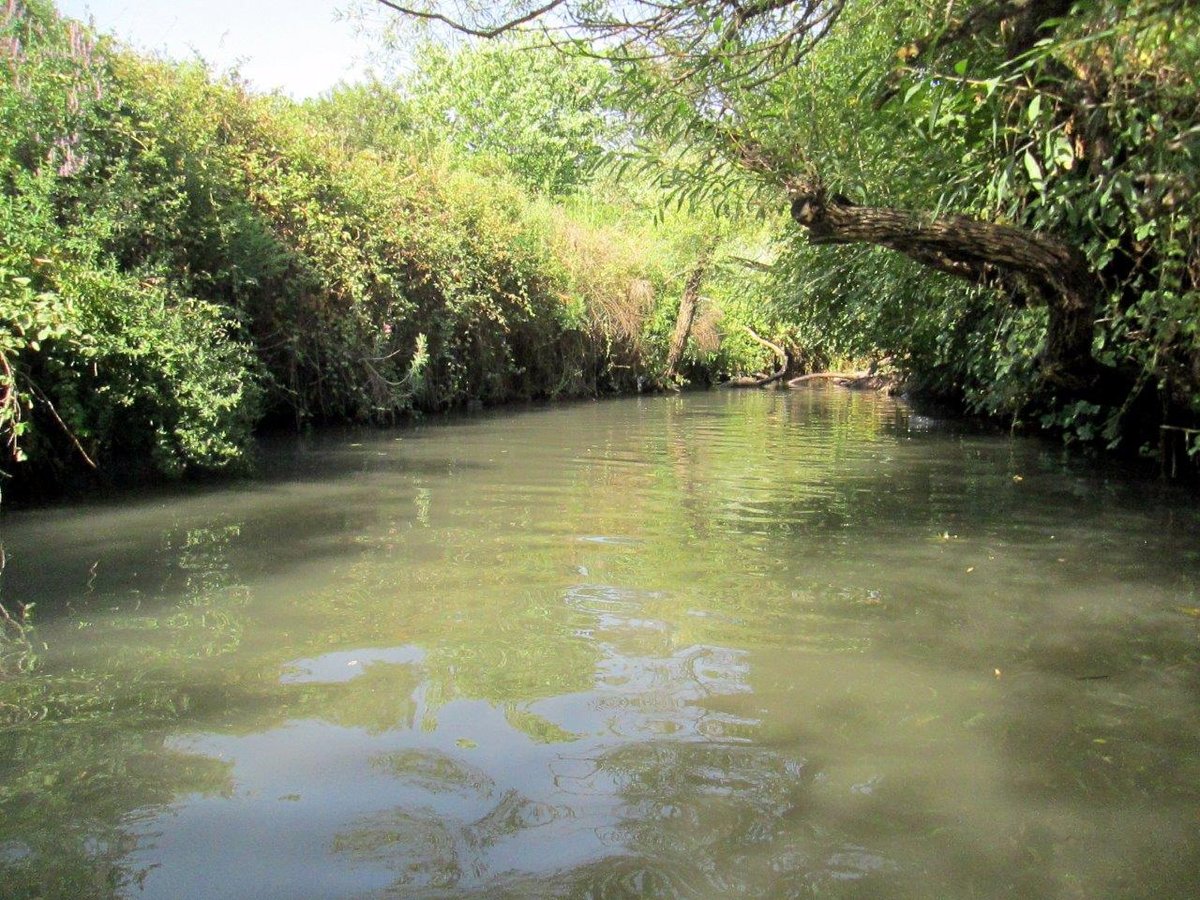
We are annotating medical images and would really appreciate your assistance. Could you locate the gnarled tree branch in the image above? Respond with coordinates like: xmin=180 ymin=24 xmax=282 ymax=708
xmin=787 ymin=180 xmax=1104 ymax=392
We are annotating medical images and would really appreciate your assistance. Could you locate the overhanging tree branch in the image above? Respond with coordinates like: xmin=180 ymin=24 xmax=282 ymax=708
xmin=375 ymin=1 xmax=1119 ymax=397
xmin=785 ymin=179 xmax=1104 ymax=391
xmin=373 ymin=0 xmax=570 ymax=38
xmin=373 ymin=0 xmax=845 ymax=82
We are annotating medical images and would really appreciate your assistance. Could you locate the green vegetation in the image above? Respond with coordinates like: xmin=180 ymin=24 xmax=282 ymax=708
xmin=7 ymin=0 xmax=1192 ymax=504
xmin=2 ymin=0 xmax=1198 ymax=493
xmin=378 ymin=0 xmax=1200 ymax=457
xmin=0 ymin=0 xmax=776 ymax=506
xmin=755 ymin=0 xmax=1200 ymax=451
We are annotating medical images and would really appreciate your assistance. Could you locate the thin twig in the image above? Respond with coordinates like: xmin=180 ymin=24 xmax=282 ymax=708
xmin=373 ymin=0 xmax=569 ymax=38
xmin=31 ymin=384 xmax=97 ymax=470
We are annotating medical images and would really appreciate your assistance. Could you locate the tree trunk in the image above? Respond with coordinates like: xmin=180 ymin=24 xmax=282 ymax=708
xmin=663 ymin=248 xmax=713 ymax=381
xmin=788 ymin=184 xmax=1106 ymax=393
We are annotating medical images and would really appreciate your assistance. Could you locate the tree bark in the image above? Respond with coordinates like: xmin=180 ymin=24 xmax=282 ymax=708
xmin=787 ymin=184 xmax=1105 ymax=393
xmin=663 ymin=248 xmax=713 ymax=381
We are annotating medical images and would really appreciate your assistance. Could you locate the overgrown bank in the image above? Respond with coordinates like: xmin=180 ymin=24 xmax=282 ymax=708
xmin=6 ymin=0 xmax=1200 ymax=511
xmin=0 ymin=2 xmax=776 ymax=503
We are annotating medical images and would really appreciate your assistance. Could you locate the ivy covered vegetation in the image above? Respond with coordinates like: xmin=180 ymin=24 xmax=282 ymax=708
xmin=2 ymin=0 xmax=1199 ymax=504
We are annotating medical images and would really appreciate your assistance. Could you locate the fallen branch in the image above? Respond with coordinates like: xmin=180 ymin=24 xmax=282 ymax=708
xmin=0 ymin=352 xmax=22 ymax=464
xmin=787 ymin=371 xmax=869 ymax=386
xmin=723 ymin=375 xmax=768 ymax=387
xmin=737 ymin=326 xmax=789 ymax=387
xmin=1160 ymin=424 xmax=1200 ymax=478
xmin=664 ymin=246 xmax=715 ymax=381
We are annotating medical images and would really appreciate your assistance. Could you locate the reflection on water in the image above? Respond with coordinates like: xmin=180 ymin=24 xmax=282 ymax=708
xmin=281 ymin=646 xmax=427 ymax=685
xmin=2 ymin=389 xmax=1199 ymax=897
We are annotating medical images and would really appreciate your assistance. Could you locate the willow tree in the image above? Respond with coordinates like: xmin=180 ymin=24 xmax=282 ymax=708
xmin=373 ymin=0 xmax=1200 ymax=440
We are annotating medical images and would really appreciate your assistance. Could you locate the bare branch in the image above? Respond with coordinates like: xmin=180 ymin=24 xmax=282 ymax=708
xmin=374 ymin=0 xmax=846 ymax=88
xmin=373 ymin=0 xmax=569 ymax=38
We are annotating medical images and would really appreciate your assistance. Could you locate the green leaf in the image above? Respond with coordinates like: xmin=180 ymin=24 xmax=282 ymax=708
xmin=1023 ymin=149 xmax=1043 ymax=186
xmin=1027 ymin=94 xmax=1041 ymax=123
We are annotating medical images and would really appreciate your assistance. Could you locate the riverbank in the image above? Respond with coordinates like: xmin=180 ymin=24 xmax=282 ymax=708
xmin=1 ymin=3 xmax=773 ymax=502
xmin=6 ymin=1 xmax=1198 ymax=510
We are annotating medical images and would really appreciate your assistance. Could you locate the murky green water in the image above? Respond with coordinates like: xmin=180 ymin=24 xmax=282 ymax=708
xmin=2 ymin=389 xmax=1199 ymax=898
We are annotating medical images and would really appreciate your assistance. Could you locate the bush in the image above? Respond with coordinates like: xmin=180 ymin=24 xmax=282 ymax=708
xmin=1 ymin=2 xmax=733 ymax=492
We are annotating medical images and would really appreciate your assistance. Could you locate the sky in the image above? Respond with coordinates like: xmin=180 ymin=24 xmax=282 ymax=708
xmin=56 ymin=0 xmax=387 ymax=98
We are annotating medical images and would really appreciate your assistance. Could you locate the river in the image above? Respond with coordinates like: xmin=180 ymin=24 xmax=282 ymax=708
xmin=1 ymin=388 xmax=1198 ymax=897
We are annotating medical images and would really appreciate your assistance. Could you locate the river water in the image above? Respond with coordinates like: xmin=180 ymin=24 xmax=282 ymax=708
xmin=1 ymin=388 xmax=1198 ymax=897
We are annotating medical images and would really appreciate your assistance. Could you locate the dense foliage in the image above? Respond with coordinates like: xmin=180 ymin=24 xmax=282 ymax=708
xmin=0 ymin=1 xmax=775 ymax=505
xmin=762 ymin=0 xmax=1200 ymax=450
xmin=378 ymin=0 xmax=1200 ymax=457
xmin=4 ymin=0 xmax=1200 ymax=500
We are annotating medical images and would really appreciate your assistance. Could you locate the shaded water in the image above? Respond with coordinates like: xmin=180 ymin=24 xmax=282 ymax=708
xmin=2 ymin=389 xmax=1199 ymax=897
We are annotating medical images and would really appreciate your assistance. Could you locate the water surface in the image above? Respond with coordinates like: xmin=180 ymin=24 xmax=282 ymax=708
xmin=2 ymin=389 xmax=1199 ymax=897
